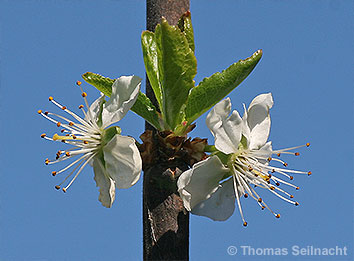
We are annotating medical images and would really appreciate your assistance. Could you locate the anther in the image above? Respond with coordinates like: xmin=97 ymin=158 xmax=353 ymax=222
xmin=37 ymin=110 xmax=42 ymax=114
xmin=82 ymin=92 xmax=87 ymax=97
xmin=44 ymin=111 xmax=49 ymax=115
xmin=290 ymin=176 xmax=294 ymax=180
xmin=295 ymin=152 xmax=300 ymax=156
xmin=308 ymin=171 xmax=312 ymax=176
xmin=270 ymin=186 xmax=275 ymax=190
xmin=306 ymin=143 xmax=310 ymax=147
xmin=261 ymin=206 xmax=265 ymax=210
xmin=57 ymin=122 xmax=61 ymax=127
xmin=52 ymin=171 xmax=57 ymax=176
xmin=61 ymin=106 xmax=67 ymax=110
xmin=271 ymin=169 xmax=275 ymax=173
xmin=55 ymin=185 xmax=61 ymax=190
xmin=72 ymin=135 xmax=77 ymax=139
xmin=248 ymin=167 xmax=253 ymax=171
xmin=61 ymin=129 xmax=65 ymax=133
xmin=41 ymin=133 xmax=46 ymax=138
xmin=276 ymin=182 xmax=280 ymax=186
xmin=290 ymin=195 xmax=294 ymax=198
xmin=268 ymin=174 xmax=272 ymax=178
xmin=267 ymin=157 xmax=272 ymax=162
xmin=244 ymin=193 xmax=248 ymax=198
xmin=295 ymin=202 xmax=299 ymax=206
xmin=49 ymin=96 xmax=53 ymax=101
xmin=83 ymin=141 xmax=88 ymax=144
xmin=76 ymin=81 xmax=82 ymax=86
xmin=258 ymin=198 xmax=262 ymax=203
xmin=277 ymin=153 xmax=281 ymax=157
xmin=65 ymin=152 xmax=70 ymax=157
xmin=243 ymin=221 xmax=248 ymax=227
xmin=296 ymin=186 xmax=300 ymax=190
xmin=79 ymin=105 xmax=84 ymax=109
xmin=283 ymin=162 xmax=288 ymax=167
xmin=276 ymin=214 xmax=281 ymax=218
xmin=69 ymin=122 xmax=74 ymax=126
xmin=62 ymin=188 xmax=67 ymax=193
xmin=45 ymin=158 xmax=50 ymax=165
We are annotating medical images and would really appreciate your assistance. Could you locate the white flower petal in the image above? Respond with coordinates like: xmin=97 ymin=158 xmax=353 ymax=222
xmin=102 ymin=75 xmax=141 ymax=128
xmin=88 ymin=92 xmax=105 ymax=123
xmin=103 ymin=134 xmax=142 ymax=189
xmin=93 ymin=156 xmax=116 ymax=208
xmin=247 ymin=93 xmax=273 ymax=149
xmin=206 ymin=98 xmax=242 ymax=154
xmin=177 ymin=156 xmax=230 ymax=211
xmin=191 ymin=179 xmax=235 ymax=221
xmin=241 ymin=103 xmax=251 ymax=147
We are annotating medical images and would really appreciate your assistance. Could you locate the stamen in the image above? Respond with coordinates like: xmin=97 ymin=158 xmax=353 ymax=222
xmin=308 ymin=171 xmax=312 ymax=176
xmin=62 ymin=153 xmax=96 ymax=192
xmin=232 ymin=174 xmax=247 ymax=226
xmin=76 ymin=81 xmax=82 ymax=86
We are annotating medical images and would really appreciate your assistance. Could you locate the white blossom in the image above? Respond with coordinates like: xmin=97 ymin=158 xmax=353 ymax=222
xmin=178 ymin=94 xmax=311 ymax=225
xmin=39 ymin=76 xmax=142 ymax=208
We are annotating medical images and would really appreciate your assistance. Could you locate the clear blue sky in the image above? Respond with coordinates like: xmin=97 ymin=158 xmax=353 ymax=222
xmin=0 ymin=0 xmax=353 ymax=260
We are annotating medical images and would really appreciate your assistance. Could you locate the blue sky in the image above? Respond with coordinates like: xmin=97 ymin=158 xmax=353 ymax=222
xmin=0 ymin=0 xmax=353 ymax=260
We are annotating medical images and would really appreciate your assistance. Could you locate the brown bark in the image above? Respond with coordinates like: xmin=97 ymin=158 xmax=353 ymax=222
xmin=143 ymin=0 xmax=190 ymax=260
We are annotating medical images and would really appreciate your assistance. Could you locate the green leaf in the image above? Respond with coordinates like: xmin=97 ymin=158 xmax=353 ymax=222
xmin=141 ymin=31 xmax=163 ymax=109
xmin=177 ymin=11 xmax=195 ymax=52
xmin=133 ymin=92 xmax=162 ymax=130
xmin=185 ymin=49 xmax=263 ymax=123
xmin=155 ymin=18 xmax=197 ymax=130
xmin=82 ymin=72 xmax=162 ymax=130
xmin=82 ymin=72 xmax=114 ymax=97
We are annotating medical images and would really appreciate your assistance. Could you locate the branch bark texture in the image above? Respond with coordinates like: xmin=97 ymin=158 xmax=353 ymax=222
xmin=144 ymin=0 xmax=190 ymax=260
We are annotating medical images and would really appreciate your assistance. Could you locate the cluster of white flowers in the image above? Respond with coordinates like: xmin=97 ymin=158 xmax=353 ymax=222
xmin=39 ymin=76 xmax=142 ymax=208
xmin=177 ymin=93 xmax=311 ymax=226
xmin=39 ymin=80 xmax=310 ymax=222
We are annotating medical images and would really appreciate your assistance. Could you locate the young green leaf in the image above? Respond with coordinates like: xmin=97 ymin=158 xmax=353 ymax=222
xmin=132 ymin=92 xmax=163 ymax=130
xmin=184 ymin=49 xmax=263 ymax=124
xmin=82 ymin=72 xmax=114 ymax=97
xmin=141 ymin=31 xmax=163 ymax=110
xmin=82 ymin=72 xmax=162 ymax=130
xmin=155 ymin=18 xmax=197 ymax=130
xmin=177 ymin=11 xmax=195 ymax=52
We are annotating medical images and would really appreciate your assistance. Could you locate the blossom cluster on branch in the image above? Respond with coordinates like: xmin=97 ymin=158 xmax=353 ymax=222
xmin=38 ymin=11 xmax=310 ymax=226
